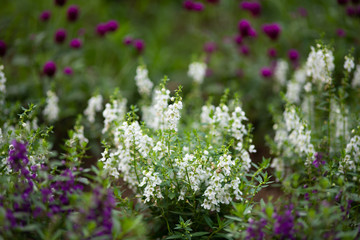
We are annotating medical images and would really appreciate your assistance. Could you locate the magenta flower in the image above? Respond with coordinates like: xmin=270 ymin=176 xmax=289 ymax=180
xmin=40 ymin=10 xmax=51 ymax=22
xmin=67 ymin=5 xmax=79 ymax=22
xmin=54 ymin=29 xmax=67 ymax=44
xmin=346 ymin=6 xmax=356 ymax=17
xmin=262 ymin=23 xmax=281 ymax=40
xmin=43 ymin=61 xmax=57 ymax=77
xmin=268 ymin=48 xmax=277 ymax=58
xmin=0 ymin=40 xmax=6 ymax=57
xmin=240 ymin=45 xmax=250 ymax=56
xmin=288 ymin=49 xmax=299 ymax=62
xmin=249 ymin=28 xmax=257 ymax=38
xmin=204 ymin=42 xmax=216 ymax=54
xmin=133 ymin=39 xmax=145 ymax=53
xmin=238 ymin=19 xmax=252 ymax=37
xmin=106 ymin=20 xmax=119 ymax=32
xmin=183 ymin=0 xmax=194 ymax=10
xmin=337 ymin=0 xmax=349 ymax=5
xmin=123 ymin=36 xmax=133 ymax=45
xmin=207 ymin=0 xmax=220 ymax=3
xmin=260 ymin=67 xmax=273 ymax=78
xmin=234 ymin=35 xmax=243 ymax=45
xmin=336 ymin=28 xmax=346 ymax=37
xmin=54 ymin=0 xmax=66 ymax=6
xmin=298 ymin=7 xmax=308 ymax=17
xmin=70 ymin=38 xmax=82 ymax=49
xmin=240 ymin=1 xmax=261 ymax=17
xmin=96 ymin=23 xmax=108 ymax=37
xmin=192 ymin=2 xmax=204 ymax=11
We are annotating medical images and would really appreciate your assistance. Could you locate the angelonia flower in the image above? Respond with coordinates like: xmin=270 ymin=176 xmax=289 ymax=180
xmin=0 ymin=40 xmax=7 ymax=56
xmin=204 ymin=42 xmax=217 ymax=54
xmin=246 ymin=218 xmax=267 ymax=240
xmin=54 ymin=0 xmax=66 ymax=6
xmin=106 ymin=20 xmax=119 ymax=32
xmin=240 ymin=1 xmax=261 ymax=17
xmin=133 ymin=39 xmax=145 ymax=53
xmin=123 ymin=36 xmax=133 ymax=45
xmin=84 ymin=95 xmax=103 ymax=123
xmin=183 ymin=1 xmax=204 ymax=11
xmin=274 ymin=60 xmax=289 ymax=86
xmin=340 ymin=135 xmax=360 ymax=172
xmin=40 ymin=10 xmax=51 ymax=22
xmin=305 ymin=45 xmax=335 ymax=86
xmin=67 ymin=5 xmax=79 ymax=22
xmin=43 ymin=90 xmax=59 ymax=122
xmin=273 ymin=205 xmax=296 ymax=239
xmin=135 ymin=65 xmax=154 ymax=96
xmin=352 ymin=65 xmax=360 ymax=87
xmin=67 ymin=125 xmax=88 ymax=147
xmin=268 ymin=48 xmax=277 ymax=58
xmin=69 ymin=38 xmax=82 ymax=49
xmin=344 ymin=55 xmax=355 ymax=73
xmin=188 ymin=61 xmax=207 ymax=84
xmin=43 ymin=61 xmax=57 ymax=77
xmin=260 ymin=67 xmax=273 ymax=78
xmin=102 ymin=98 xmax=127 ymax=134
xmin=54 ymin=29 xmax=67 ymax=44
xmin=312 ymin=152 xmax=325 ymax=168
xmin=262 ymin=23 xmax=282 ymax=40
xmin=63 ymin=66 xmax=73 ymax=75
xmin=285 ymin=68 xmax=306 ymax=104
xmin=0 ymin=65 xmax=7 ymax=98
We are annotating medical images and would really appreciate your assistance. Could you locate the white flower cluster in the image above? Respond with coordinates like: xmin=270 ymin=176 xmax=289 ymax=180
xmin=352 ymin=65 xmax=360 ymax=88
xmin=139 ymin=168 xmax=163 ymax=203
xmin=43 ymin=90 xmax=59 ymax=122
xmin=102 ymin=98 xmax=127 ymax=134
xmin=330 ymin=101 xmax=349 ymax=141
xmin=344 ymin=56 xmax=355 ymax=73
xmin=68 ymin=125 xmax=88 ymax=148
xmin=84 ymin=94 xmax=103 ymax=123
xmin=188 ymin=61 xmax=207 ymax=84
xmin=285 ymin=68 xmax=306 ymax=104
xmin=305 ymin=45 xmax=335 ymax=86
xmin=0 ymin=65 xmax=6 ymax=104
xmin=340 ymin=135 xmax=360 ymax=173
xmin=274 ymin=59 xmax=289 ymax=87
xmin=135 ymin=65 xmax=154 ymax=96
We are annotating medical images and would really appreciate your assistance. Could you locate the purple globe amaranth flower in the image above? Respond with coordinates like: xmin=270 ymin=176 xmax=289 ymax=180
xmin=249 ymin=27 xmax=257 ymax=38
xmin=183 ymin=0 xmax=194 ymax=10
xmin=192 ymin=2 xmax=204 ymax=11
xmin=133 ymin=39 xmax=145 ymax=53
xmin=261 ymin=67 xmax=273 ymax=78
xmin=336 ymin=28 xmax=346 ymax=37
xmin=234 ymin=34 xmax=243 ymax=45
xmin=268 ymin=48 xmax=277 ymax=58
xmin=298 ymin=7 xmax=308 ymax=17
xmin=43 ymin=61 xmax=57 ymax=77
xmin=240 ymin=45 xmax=250 ymax=55
xmin=54 ymin=29 xmax=67 ymax=44
xmin=64 ymin=66 xmax=73 ymax=75
xmin=67 ymin=5 xmax=79 ymax=22
xmin=123 ymin=36 xmax=133 ymax=45
xmin=288 ymin=49 xmax=299 ymax=62
xmin=70 ymin=38 xmax=82 ymax=49
xmin=8 ymin=140 xmax=29 ymax=172
xmin=40 ymin=10 xmax=51 ymax=22
xmin=106 ymin=20 xmax=119 ymax=32
xmin=346 ymin=6 xmax=357 ymax=16
xmin=238 ymin=19 xmax=252 ymax=37
xmin=204 ymin=42 xmax=217 ymax=53
xmin=240 ymin=1 xmax=261 ymax=17
xmin=54 ymin=0 xmax=66 ymax=6
xmin=0 ymin=40 xmax=6 ymax=56
xmin=337 ymin=0 xmax=349 ymax=5
xmin=262 ymin=23 xmax=282 ymax=40
xmin=96 ymin=23 xmax=108 ymax=37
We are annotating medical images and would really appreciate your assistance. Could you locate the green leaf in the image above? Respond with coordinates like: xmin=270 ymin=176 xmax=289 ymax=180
xmin=191 ymin=232 xmax=209 ymax=237
xmin=166 ymin=234 xmax=184 ymax=239
xmin=204 ymin=215 xmax=214 ymax=228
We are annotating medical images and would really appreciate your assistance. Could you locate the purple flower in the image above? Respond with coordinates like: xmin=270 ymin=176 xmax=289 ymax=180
xmin=133 ymin=39 xmax=145 ymax=53
xmin=8 ymin=140 xmax=29 ymax=172
xmin=337 ymin=0 xmax=349 ymax=5
xmin=262 ymin=23 xmax=281 ymax=40
xmin=204 ymin=42 xmax=216 ymax=53
xmin=268 ymin=48 xmax=277 ymax=58
xmin=106 ymin=20 xmax=119 ymax=32
xmin=70 ymin=38 xmax=82 ymax=49
xmin=40 ymin=10 xmax=51 ymax=22
xmin=240 ymin=45 xmax=250 ymax=55
xmin=67 ymin=5 xmax=79 ymax=22
xmin=249 ymin=28 xmax=257 ymax=38
xmin=192 ymin=2 xmax=204 ymax=11
xmin=96 ymin=23 xmax=108 ymax=37
xmin=298 ymin=7 xmax=308 ymax=17
xmin=336 ymin=28 xmax=346 ymax=37
xmin=240 ymin=1 xmax=261 ymax=17
xmin=288 ymin=49 xmax=299 ymax=62
xmin=64 ymin=66 xmax=73 ymax=75
xmin=123 ymin=36 xmax=133 ymax=45
xmin=260 ymin=67 xmax=273 ymax=78
xmin=238 ymin=19 xmax=252 ymax=37
xmin=234 ymin=35 xmax=243 ymax=45
xmin=54 ymin=0 xmax=66 ymax=6
xmin=346 ymin=6 xmax=357 ymax=16
xmin=273 ymin=205 xmax=296 ymax=239
xmin=54 ymin=29 xmax=67 ymax=44
xmin=183 ymin=0 xmax=194 ymax=10
xmin=246 ymin=218 xmax=267 ymax=240
xmin=312 ymin=152 xmax=325 ymax=168
xmin=43 ymin=61 xmax=57 ymax=77
xmin=6 ymin=209 xmax=17 ymax=228
xmin=0 ymin=40 xmax=6 ymax=57
xmin=207 ymin=0 xmax=220 ymax=3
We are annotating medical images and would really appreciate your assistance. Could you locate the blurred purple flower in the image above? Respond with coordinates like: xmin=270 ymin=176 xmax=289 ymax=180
xmin=204 ymin=42 xmax=217 ymax=53
xmin=40 ymin=10 xmax=51 ymax=22
xmin=54 ymin=29 xmax=67 ymax=44
xmin=336 ymin=28 xmax=346 ymax=37
xmin=67 ymin=5 xmax=79 ymax=22
xmin=246 ymin=218 xmax=267 ymax=240
xmin=238 ymin=19 xmax=252 ymax=37
xmin=106 ymin=20 xmax=119 ymax=32
xmin=262 ymin=23 xmax=282 ymax=40
xmin=43 ymin=61 xmax=57 ymax=77
xmin=64 ymin=66 xmax=73 ymax=75
xmin=96 ymin=23 xmax=108 ymax=37
xmin=249 ymin=28 xmax=257 ymax=38
xmin=0 ymin=40 xmax=6 ymax=56
xmin=192 ymin=2 xmax=204 ymax=11
xmin=273 ymin=205 xmax=296 ymax=239
xmin=240 ymin=1 xmax=261 ymax=17
xmin=268 ymin=48 xmax=277 ymax=58
xmin=207 ymin=0 xmax=220 ymax=3
xmin=70 ymin=38 xmax=82 ymax=49
xmin=6 ymin=209 xmax=17 ymax=228
xmin=337 ymin=0 xmax=349 ymax=5
xmin=346 ymin=6 xmax=356 ymax=16
xmin=312 ymin=152 xmax=325 ymax=168
xmin=8 ymin=140 xmax=29 ymax=172
xmin=288 ymin=49 xmax=299 ymax=62
xmin=298 ymin=7 xmax=308 ymax=17
xmin=183 ymin=0 xmax=194 ymax=10
xmin=123 ymin=36 xmax=133 ymax=45
xmin=133 ymin=39 xmax=145 ymax=53
xmin=260 ymin=67 xmax=273 ymax=78
xmin=54 ymin=0 xmax=66 ymax=6
xmin=240 ymin=45 xmax=250 ymax=55
xmin=234 ymin=34 xmax=243 ymax=45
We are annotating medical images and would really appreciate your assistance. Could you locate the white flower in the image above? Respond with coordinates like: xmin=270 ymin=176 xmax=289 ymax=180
xmin=84 ymin=94 xmax=103 ymax=123
xmin=305 ymin=45 xmax=334 ymax=86
xmin=0 ymin=65 xmax=6 ymax=104
xmin=135 ymin=65 xmax=154 ymax=96
xmin=188 ymin=61 xmax=207 ymax=84
xmin=102 ymin=98 xmax=127 ymax=134
xmin=286 ymin=80 xmax=302 ymax=104
xmin=344 ymin=56 xmax=355 ymax=73
xmin=139 ymin=168 xmax=163 ymax=203
xmin=274 ymin=59 xmax=288 ymax=87
xmin=352 ymin=65 xmax=360 ymax=88
xmin=68 ymin=125 xmax=88 ymax=148
xmin=43 ymin=90 xmax=59 ymax=122
xmin=304 ymin=82 xmax=312 ymax=93
xmin=340 ymin=135 xmax=360 ymax=172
